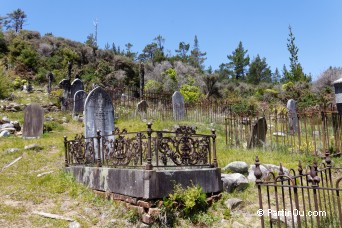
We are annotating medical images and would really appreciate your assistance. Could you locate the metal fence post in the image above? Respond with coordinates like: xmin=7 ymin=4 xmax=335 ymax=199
xmin=64 ymin=136 xmax=68 ymax=167
xmin=97 ymin=130 xmax=102 ymax=167
xmin=211 ymin=129 xmax=218 ymax=167
xmin=145 ymin=123 xmax=153 ymax=170
xmin=254 ymin=156 xmax=265 ymax=228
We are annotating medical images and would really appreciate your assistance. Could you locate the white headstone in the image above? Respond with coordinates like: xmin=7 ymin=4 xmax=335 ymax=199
xmin=172 ymin=91 xmax=185 ymax=121
xmin=287 ymin=99 xmax=298 ymax=134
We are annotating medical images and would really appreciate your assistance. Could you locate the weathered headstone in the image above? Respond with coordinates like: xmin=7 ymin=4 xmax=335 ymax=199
xmin=333 ymin=78 xmax=342 ymax=115
xmin=73 ymin=90 xmax=87 ymax=115
xmin=59 ymin=79 xmax=71 ymax=111
xmin=172 ymin=91 xmax=185 ymax=121
xmin=287 ymin=99 xmax=298 ymax=134
xmin=70 ymin=78 xmax=84 ymax=99
xmin=85 ymin=86 xmax=115 ymax=138
xmin=136 ymin=100 xmax=148 ymax=116
xmin=84 ymin=87 xmax=115 ymax=159
xmin=247 ymin=117 xmax=267 ymax=149
xmin=22 ymin=103 xmax=44 ymax=138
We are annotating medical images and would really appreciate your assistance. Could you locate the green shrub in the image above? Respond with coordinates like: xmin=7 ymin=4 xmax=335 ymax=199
xmin=0 ymin=66 xmax=11 ymax=98
xmin=180 ymin=84 xmax=202 ymax=104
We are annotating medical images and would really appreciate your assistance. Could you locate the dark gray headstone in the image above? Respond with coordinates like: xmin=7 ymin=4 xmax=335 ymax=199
xmin=136 ymin=100 xmax=148 ymax=115
xmin=46 ymin=72 xmax=54 ymax=94
xmin=23 ymin=104 xmax=44 ymax=138
xmin=85 ymin=87 xmax=114 ymax=138
xmin=333 ymin=78 xmax=342 ymax=114
xmin=70 ymin=79 xmax=84 ymax=100
xmin=73 ymin=90 xmax=87 ymax=115
xmin=247 ymin=117 xmax=267 ymax=149
xmin=172 ymin=91 xmax=185 ymax=121
xmin=287 ymin=99 xmax=298 ymax=134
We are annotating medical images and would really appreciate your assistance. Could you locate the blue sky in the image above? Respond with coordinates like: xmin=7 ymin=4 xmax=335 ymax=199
xmin=1 ymin=0 xmax=341 ymax=80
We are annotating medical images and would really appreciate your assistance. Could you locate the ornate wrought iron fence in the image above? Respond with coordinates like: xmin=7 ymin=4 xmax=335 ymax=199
xmin=64 ymin=124 xmax=218 ymax=169
xmin=254 ymin=152 xmax=342 ymax=227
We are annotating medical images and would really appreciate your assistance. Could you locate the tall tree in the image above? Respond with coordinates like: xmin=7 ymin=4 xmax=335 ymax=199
xmin=125 ymin=42 xmax=136 ymax=60
xmin=175 ymin=41 xmax=190 ymax=62
xmin=190 ymin=35 xmax=206 ymax=70
xmin=272 ymin=68 xmax=281 ymax=83
xmin=227 ymin=41 xmax=250 ymax=80
xmin=153 ymin=35 xmax=165 ymax=52
xmin=283 ymin=26 xmax=310 ymax=82
xmin=4 ymin=9 xmax=27 ymax=32
xmin=246 ymin=55 xmax=272 ymax=84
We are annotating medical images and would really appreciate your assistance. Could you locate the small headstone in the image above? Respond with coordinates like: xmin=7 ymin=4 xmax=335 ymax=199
xmin=70 ymin=79 xmax=84 ymax=99
xmin=172 ymin=91 xmax=185 ymax=121
xmin=22 ymin=104 xmax=44 ymax=138
xmin=136 ymin=100 xmax=148 ymax=116
xmin=73 ymin=90 xmax=87 ymax=115
xmin=333 ymin=78 xmax=342 ymax=115
xmin=247 ymin=117 xmax=267 ymax=149
xmin=287 ymin=99 xmax=298 ymax=134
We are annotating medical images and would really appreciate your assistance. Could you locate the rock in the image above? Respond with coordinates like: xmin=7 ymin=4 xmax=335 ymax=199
xmin=0 ymin=131 xmax=10 ymax=137
xmin=1 ymin=123 xmax=14 ymax=129
xmin=2 ymin=116 xmax=10 ymax=123
xmin=1 ymin=128 xmax=16 ymax=134
xmin=10 ymin=121 xmax=21 ymax=131
xmin=69 ymin=221 xmax=81 ymax=228
xmin=247 ymin=164 xmax=269 ymax=182
xmin=6 ymin=148 xmax=20 ymax=153
xmin=45 ymin=116 xmax=54 ymax=122
xmin=24 ymin=144 xmax=42 ymax=150
xmin=264 ymin=164 xmax=289 ymax=175
xmin=223 ymin=161 xmax=248 ymax=174
xmin=225 ymin=198 xmax=243 ymax=210
xmin=221 ymin=173 xmax=249 ymax=193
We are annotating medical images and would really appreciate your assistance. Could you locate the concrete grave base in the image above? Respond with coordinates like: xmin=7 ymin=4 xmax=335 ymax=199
xmin=65 ymin=166 xmax=222 ymax=199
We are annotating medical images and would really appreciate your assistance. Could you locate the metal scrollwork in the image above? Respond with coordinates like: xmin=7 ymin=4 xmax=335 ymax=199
xmin=69 ymin=134 xmax=86 ymax=164
xmin=157 ymin=129 xmax=210 ymax=166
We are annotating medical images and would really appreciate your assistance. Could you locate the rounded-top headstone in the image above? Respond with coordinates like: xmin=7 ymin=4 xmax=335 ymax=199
xmin=73 ymin=90 xmax=87 ymax=115
xmin=84 ymin=87 xmax=114 ymax=138
xmin=333 ymin=78 xmax=342 ymax=114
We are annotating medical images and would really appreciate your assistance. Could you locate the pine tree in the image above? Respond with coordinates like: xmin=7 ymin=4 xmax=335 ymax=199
xmin=4 ymin=9 xmax=27 ymax=32
xmin=175 ymin=41 xmax=190 ymax=62
xmin=227 ymin=41 xmax=250 ymax=80
xmin=246 ymin=55 xmax=272 ymax=84
xmin=190 ymin=35 xmax=206 ymax=70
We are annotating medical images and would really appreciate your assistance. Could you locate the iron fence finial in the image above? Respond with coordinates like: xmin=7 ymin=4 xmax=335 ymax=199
xmin=254 ymin=156 xmax=263 ymax=183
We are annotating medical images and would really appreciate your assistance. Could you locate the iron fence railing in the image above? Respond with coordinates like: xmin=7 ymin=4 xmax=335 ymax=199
xmin=225 ymin=110 xmax=342 ymax=155
xmin=254 ymin=152 xmax=342 ymax=227
xmin=64 ymin=124 xmax=218 ymax=169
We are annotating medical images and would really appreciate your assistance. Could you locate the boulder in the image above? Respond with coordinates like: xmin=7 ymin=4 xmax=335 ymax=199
xmin=0 ymin=130 xmax=10 ymax=137
xmin=225 ymin=198 xmax=243 ymax=210
xmin=0 ymin=123 xmax=14 ymax=129
xmin=10 ymin=121 xmax=21 ymax=131
xmin=223 ymin=161 xmax=248 ymax=174
xmin=221 ymin=173 xmax=249 ymax=193
xmin=264 ymin=164 xmax=289 ymax=176
xmin=247 ymin=164 xmax=269 ymax=182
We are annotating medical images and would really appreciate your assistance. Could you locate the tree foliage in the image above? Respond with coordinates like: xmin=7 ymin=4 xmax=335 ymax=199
xmin=189 ymin=35 xmax=206 ymax=70
xmin=227 ymin=41 xmax=250 ymax=80
xmin=3 ymin=8 xmax=27 ymax=32
xmin=246 ymin=55 xmax=272 ymax=84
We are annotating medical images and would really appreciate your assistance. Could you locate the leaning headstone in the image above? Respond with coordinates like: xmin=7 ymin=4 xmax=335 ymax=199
xmin=136 ymin=100 xmax=148 ymax=116
xmin=287 ymin=99 xmax=298 ymax=134
xmin=70 ymin=78 xmax=84 ymax=99
xmin=247 ymin=117 xmax=267 ymax=149
xmin=73 ymin=90 xmax=87 ymax=115
xmin=172 ymin=91 xmax=185 ymax=121
xmin=22 ymin=104 xmax=44 ymax=138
